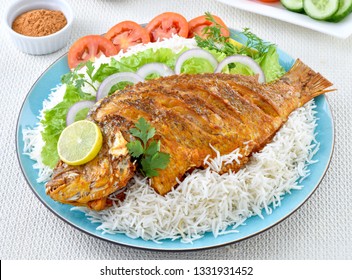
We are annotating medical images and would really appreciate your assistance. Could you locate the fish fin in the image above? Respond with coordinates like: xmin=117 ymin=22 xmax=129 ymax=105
xmin=282 ymin=59 xmax=335 ymax=104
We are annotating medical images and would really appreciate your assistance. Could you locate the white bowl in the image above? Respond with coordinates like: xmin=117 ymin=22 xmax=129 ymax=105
xmin=4 ymin=0 xmax=73 ymax=55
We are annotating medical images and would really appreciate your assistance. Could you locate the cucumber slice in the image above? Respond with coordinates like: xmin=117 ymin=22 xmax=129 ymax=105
xmin=281 ymin=0 xmax=304 ymax=12
xmin=304 ymin=0 xmax=339 ymax=20
xmin=329 ymin=0 xmax=352 ymax=22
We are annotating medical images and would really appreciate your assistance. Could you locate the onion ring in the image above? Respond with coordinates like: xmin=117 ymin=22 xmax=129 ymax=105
xmin=66 ymin=100 xmax=95 ymax=126
xmin=96 ymin=72 xmax=144 ymax=101
xmin=215 ymin=55 xmax=265 ymax=83
xmin=174 ymin=48 xmax=218 ymax=74
xmin=136 ymin=63 xmax=174 ymax=79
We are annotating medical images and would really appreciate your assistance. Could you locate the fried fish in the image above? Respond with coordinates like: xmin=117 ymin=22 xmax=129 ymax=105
xmin=46 ymin=59 xmax=333 ymax=210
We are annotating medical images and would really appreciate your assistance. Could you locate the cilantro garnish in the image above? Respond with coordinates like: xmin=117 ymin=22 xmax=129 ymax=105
xmin=61 ymin=61 xmax=97 ymax=91
xmin=195 ymin=12 xmax=273 ymax=60
xmin=127 ymin=118 xmax=170 ymax=178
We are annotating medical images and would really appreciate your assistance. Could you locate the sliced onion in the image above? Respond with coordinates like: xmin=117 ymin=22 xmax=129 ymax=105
xmin=174 ymin=48 xmax=218 ymax=74
xmin=215 ymin=55 xmax=265 ymax=83
xmin=136 ymin=63 xmax=174 ymax=79
xmin=66 ymin=100 xmax=95 ymax=126
xmin=96 ymin=72 xmax=144 ymax=101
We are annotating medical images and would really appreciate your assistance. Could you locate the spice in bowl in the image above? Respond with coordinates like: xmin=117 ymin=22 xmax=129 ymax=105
xmin=12 ymin=9 xmax=67 ymax=37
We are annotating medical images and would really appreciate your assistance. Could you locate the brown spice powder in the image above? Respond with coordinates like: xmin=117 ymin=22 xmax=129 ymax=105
xmin=12 ymin=9 xmax=67 ymax=37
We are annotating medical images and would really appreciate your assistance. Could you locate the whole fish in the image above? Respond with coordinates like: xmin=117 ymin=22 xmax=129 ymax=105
xmin=46 ymin=59 xmax=333 ymax=210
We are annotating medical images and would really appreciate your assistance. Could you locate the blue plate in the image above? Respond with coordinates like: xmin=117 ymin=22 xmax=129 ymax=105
xmin=16 ymin=31 xmax=334 ymax=251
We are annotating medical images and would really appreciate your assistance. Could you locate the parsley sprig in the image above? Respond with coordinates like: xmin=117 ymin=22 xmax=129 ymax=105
xmin=127 ymin=118 xmax=170 ymax=178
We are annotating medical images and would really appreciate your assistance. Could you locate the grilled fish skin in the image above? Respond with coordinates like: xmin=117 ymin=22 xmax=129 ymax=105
xmin=46 ymin=59 xmax=333 ymax=210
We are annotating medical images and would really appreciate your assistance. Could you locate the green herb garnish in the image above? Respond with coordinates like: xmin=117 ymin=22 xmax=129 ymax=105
xmin=195 ymin=12 xmax=285 ymax=82
xmin=127 ymin=118 xmax=170 ymax=178
xmin=195 ymin=12 xmax=273 ymax=59
xmin=61 ymin=61 xmax=97 ymax=91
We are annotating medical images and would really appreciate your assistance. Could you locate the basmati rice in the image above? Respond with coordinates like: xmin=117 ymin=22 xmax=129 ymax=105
xmin=76 ymin=101 xmax=318 ymax=243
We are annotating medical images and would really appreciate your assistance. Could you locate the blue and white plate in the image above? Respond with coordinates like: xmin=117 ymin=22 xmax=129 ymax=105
xmin=16 ymin=30 xmax=334 ymax=251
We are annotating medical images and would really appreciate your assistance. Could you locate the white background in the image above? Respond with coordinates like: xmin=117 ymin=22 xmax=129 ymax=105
xmin=0 ymin=0 xmax=351 ymax=259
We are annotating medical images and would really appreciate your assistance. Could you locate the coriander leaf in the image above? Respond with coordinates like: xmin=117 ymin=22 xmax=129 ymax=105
xmin=140 ymin=159 xmax=159 ymax=177
xmin=75 ymin=79 xmax=85 ymax=89
xmin=135 ymin=117 xmax=151 ymax=131
xmin=126 ymin=140 xmax=144 ymax=158
xmin=127 ymin=118 xmax=170 ymax=178
xmin=146 ymin=127 xmax=156 ymax=143
xmin=129 ymin=117 xmax=155 ymax=146
xmin=141 ymin=152 xmax=170 ymax=177
xmin=61 ymin=72 xmax=74 ymax=85
xmin=144 ymin=140 xmax=160 ymax=156
xmin=85 ymin=61 xmax=95 ymax=80
xmin=129 ymin=127 xmax=144 ymax=140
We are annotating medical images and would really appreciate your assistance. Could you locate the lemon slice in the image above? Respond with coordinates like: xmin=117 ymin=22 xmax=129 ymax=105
xmin=228 ymin=38 xmax=258 ymax=56
xmin=58 ymin=120 xmax=103 ymax=165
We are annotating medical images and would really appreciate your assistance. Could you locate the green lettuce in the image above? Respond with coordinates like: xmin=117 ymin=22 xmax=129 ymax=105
xmin=40 ymin=85 xmax=94 ymax=168
xmin=180 ymin=57 xmax=215 ymax=74
xmin=198 ymin=45 xmax=283 ymax=80
xmin=229 ymin=63 xmax=255 ymax=76
xmin=255 ymin=45 xmax=285 ymax=83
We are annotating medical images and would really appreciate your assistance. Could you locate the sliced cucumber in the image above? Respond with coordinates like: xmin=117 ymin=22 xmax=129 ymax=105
xmin=281 ymin=0 xmax=304 ymax=13
xmin=329 ymin=0 xmax=352 ymax=22
xmin=304 ymin=0 xmax=339 ymax=20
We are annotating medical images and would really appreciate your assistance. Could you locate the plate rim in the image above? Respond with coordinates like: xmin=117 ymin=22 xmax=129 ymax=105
xmin=15 ymin=34 xmax=335 ymax=252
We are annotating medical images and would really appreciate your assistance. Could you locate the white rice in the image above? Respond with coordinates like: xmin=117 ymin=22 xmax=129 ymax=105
xmin=77 ymin=101 xmax=318 ymax=243
xmin=22 ymin=36 xmax=319 ymax=243
xmin=22 ymin=84 xmax=67 ymax=183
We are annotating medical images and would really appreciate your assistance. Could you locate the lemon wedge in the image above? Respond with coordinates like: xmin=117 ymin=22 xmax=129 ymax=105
xmin=228 ymin=38 xmax=258 ymax=56
xmin=57 ymin=120 xmax=103 ymax=166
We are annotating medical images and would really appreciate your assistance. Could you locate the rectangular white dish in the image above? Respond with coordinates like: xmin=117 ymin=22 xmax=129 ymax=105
xmin=216 ymin=0 xmax=352 ymax=39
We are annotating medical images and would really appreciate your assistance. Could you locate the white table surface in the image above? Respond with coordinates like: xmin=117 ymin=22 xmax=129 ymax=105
xmin=1 ymin=0 xmax=351 ymax=260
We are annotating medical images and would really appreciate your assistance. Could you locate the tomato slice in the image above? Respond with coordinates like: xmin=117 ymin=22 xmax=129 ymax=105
xmin=67 ymin=35 xmax=118 ymax=69
xmin=146 ymin=12 xmax=189 ymax=42
xmin=188 ymin=15 xmax=230 ymax=38
xmin=105 ymin=21 xmax=150 ymax=53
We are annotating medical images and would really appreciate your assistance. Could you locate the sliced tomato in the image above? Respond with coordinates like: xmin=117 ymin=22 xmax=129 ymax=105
xmin=146 ymin=12 xmax=189 ymax=42
xmin=105 ymin=21 xmax=150 ymax=53
xmin=188 ymin=15 xmax=230 ymax=38
xmin=67 ymin=35 xmax=118 ymax=69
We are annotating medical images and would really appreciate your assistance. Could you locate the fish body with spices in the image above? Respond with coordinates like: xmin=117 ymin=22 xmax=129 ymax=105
xmin=46 ymin=59 xmax=333 ymax=210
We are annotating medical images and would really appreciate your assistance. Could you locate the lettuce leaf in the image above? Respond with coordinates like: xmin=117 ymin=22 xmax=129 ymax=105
xmin=40 ymin=85 xmax=94 ymax=168
xmin=180 ymin=57 xmax=215 ymax=74
xmin=229 ymin=63 xmax=255 ymax=76
xmin=180 ymin=48 xmax=226 ymax=74
xmin=255 ymin=45 xmax=285 ymax=83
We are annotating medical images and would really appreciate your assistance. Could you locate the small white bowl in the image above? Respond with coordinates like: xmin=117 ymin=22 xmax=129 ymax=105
xmin=4 ymin=0 xmax=73 ymax=55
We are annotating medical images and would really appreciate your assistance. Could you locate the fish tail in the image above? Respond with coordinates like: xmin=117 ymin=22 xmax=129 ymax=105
xmin=281 ymin=59 xmax=334 ymax=104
